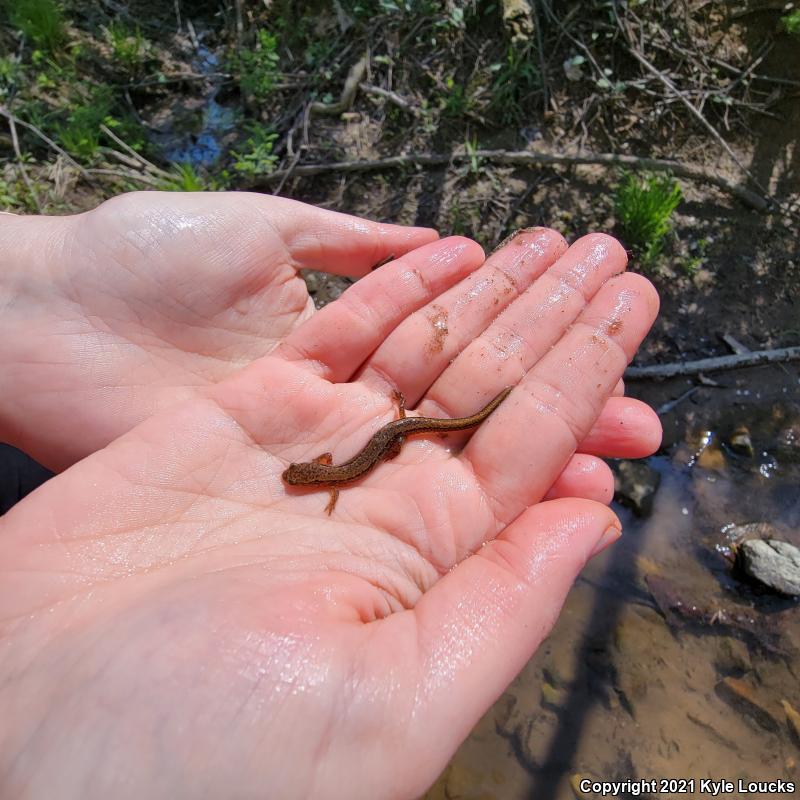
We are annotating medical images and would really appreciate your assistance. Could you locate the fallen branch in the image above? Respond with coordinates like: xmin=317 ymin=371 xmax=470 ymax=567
xmin=0 ymin=106 xmax=91 ymax=180
xmin=100 ymin=123 xmax=171 ymax=179
xmin=310 ymin=56 xmax=367 ymax=115
xmin=612 ymin=4 xmax=771 ymax=207
xmin=5 ymin=112 xmax=42 ymax=213
xmin=358 ymin=83 xmax=419 ymax=116
xmin=261 ymin=148 xmax=767 ymax=209
xmin=85 ymin=167 xmax=163 ymax=186
xmin=625 ymin=346 xmax=800 ymax=379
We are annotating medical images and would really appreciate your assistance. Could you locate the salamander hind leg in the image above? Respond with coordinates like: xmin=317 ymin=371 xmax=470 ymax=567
xmin=325 ymin=487 xmax=339 ymax=515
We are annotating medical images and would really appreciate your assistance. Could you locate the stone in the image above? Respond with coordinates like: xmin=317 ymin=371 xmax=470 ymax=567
xmin=737 ymin=539 xmax=800 ymax=596
xmin=715 ymin=636 xmax=751 ymax=675
xmin=570 ymin=774 xmax=593 ymax=798
xmin=728 ymin=425 xmax=754 ymax=456
xmin=686 ymin=710 xmax=739 ymax=750
xmin=513 ymin=711 xmax=559 ymax=771
xmin=542 ymin=647 xmax=579 ymax=689
xmin=302 ymin=269 xmax=319 ymax=294
xmin=613 ymin=459 xmax=661 ymax=516
xmin=722 ymin=521 xmax=778 ymax=544
xmin=696 ymin=444 xmax=726 ymax=471
xmin=494 ymin=692 xmax=523 ymax=738
xmin=444 ymin=762 xmax=483 ymax=799
xmin=540 ymin=681 xmax=567 ymax=711
xmin=715 ymin=676 xmax=780 ymax=733
xmin=782 ymin=699 xmax=800 ymax=747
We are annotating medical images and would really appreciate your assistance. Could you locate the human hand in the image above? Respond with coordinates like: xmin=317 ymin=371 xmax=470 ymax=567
xmin=0 ymin=195 xmax=655 ymax=481
xmin=0 ymin=193 xmax=437 ymax=470
xmin=0 ymin=229 xmax=659 ymax=799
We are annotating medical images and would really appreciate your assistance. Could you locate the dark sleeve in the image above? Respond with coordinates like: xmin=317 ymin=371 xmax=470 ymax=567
xmin=0 ymin=444 xmax=53 ymax=515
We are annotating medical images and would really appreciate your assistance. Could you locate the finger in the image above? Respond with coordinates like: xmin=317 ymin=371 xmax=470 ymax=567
xmin=465 ymin=271 xmax=659 ymax=525
xmin=402 ymin=499 xmax=620 ymax=763
xmin=257 ymin=195 xmax=440 ymax=276
xmin=577 ymin=396 xmax=662 ymax=458
xmin=277 ymin=238 xmax=485 ymax=381
xmin=544 ymin=454 xmax=614 ymax=503
xmin=418 ymin=233 xmax=628 ymax=417
xmin=613 ymin=378 xmax=625 ymax=396
xmin=357 ymin=228 xmax=567 ymax=397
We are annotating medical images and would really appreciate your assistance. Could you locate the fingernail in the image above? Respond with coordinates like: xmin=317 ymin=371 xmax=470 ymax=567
xmin=590 ymin=523 xmax=622 ymax=558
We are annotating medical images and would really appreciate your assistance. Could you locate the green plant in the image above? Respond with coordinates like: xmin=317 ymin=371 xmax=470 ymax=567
xmin=613 ymin=172 xmax=682 ymax=264
xmin=106 ymin=22 xmax=148 ymax=73
xmin=0 ymin=168 xmax=43 ymax=212
xmin=441 ymin=75 xmax=473 ymax=118
xmin=781 ymin=10 xmax=800 ymax=35
xmin=683 ymin=237 xmax=709 ymax=276
xmin=231 ymin=126 xmax=278 ymax=178
xmin=236 ymin=30 xmax=280 ymax=103
xmin=8 ymin=0 xmax=65 ymax=52
xmin=160 ymin=163 xmax=207 ymax=192
xmin=57 ymin=89 xmax=114 ymax=159
xmin=488 ymin=44 xmax=540 ymax=124
xmin=0 ymin=55 xmax=22 ymax=99
xmin=464 ymin=134 xmax=481 ymax=174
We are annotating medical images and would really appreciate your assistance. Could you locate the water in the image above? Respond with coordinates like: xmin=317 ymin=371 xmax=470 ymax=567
xmin=426 ymin=399 xmax=800 ymax=798
xmin=149 ymin=42 xmax=236 ymax=167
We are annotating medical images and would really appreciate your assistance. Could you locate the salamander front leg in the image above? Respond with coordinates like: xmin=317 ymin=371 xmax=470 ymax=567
xmin=325 ymin=487 xmax=339 ymax=515
xmin=309 ymin=453 xmax=339 ymax=515
xmin=392 ymin=390 xmax=406 ymax=419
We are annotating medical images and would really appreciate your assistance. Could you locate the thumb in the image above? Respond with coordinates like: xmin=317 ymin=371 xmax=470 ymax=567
xmin=406 ymin=499 xmax=620 ymax=760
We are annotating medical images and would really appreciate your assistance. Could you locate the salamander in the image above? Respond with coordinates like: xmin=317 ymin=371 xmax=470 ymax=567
xmin=282 ymin=387 xmax=512 ymax=514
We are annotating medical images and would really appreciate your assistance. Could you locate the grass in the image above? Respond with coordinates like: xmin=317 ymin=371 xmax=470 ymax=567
xmin=613 ymin=172 xmax=682 ymax=265
xmin=488 ymin=44 xmax=540 ymax=124
xmin=781 ymin=10 xmax=800 ymax=36
xmin=7 ymin=0 xmax=65 ymax=53
xmin=106 ymin=22 xmax=149 ymax=74
xmin=160 ymin=163 xmax=207 ymax=192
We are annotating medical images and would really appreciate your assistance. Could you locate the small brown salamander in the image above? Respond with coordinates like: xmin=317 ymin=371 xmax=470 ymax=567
xmin=282 ymin=387 xmax=513 ymax=514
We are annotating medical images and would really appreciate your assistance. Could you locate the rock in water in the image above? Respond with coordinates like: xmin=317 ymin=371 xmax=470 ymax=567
xmin=737 ymin=539 xmax=800 ymax=596
xmin=728 ymin=425 xmax=754 ymax=457
xmin=715 ymin=676 xmax=780 ymax=733
xmin=613 ymin=459 xmax=661 ymax=516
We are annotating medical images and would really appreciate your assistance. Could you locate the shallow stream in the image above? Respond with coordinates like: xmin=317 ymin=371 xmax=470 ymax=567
xmin=426 ymin=377 xmax=800 ymax=799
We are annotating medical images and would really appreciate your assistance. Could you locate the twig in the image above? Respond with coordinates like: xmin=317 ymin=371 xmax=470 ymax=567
xmin=258 ymin=148 xmax=767 ymax=210
xmin=85 ymin=167 xmax=163 ymax=186
xmin=6 ymin=113 xmax=41 ymax=213
xmin=611 ymin=3 xmax=771 ymax=204
xmin=0 ymin=105 xmax=91 ymax=180
xmin=273 ymin=102 xmax=311 ymax=196
xmin=625 ymin=346 xmax=800 ymax=379
xmin=358 ymin=83 xmax=419 ymax=116
xmin=99 ymin=123 xmax=171 ymax=178
xmin=311 ymin=56 xmax=368 ymax=115
xmin=656 ymin=386 xmax=699 ymax=415
xmin=531 ymin=0 xmax=549 ymax=116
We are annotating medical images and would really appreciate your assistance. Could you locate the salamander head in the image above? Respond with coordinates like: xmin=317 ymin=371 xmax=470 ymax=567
xmin=282 ymin=462 xmax=330 ymax=485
